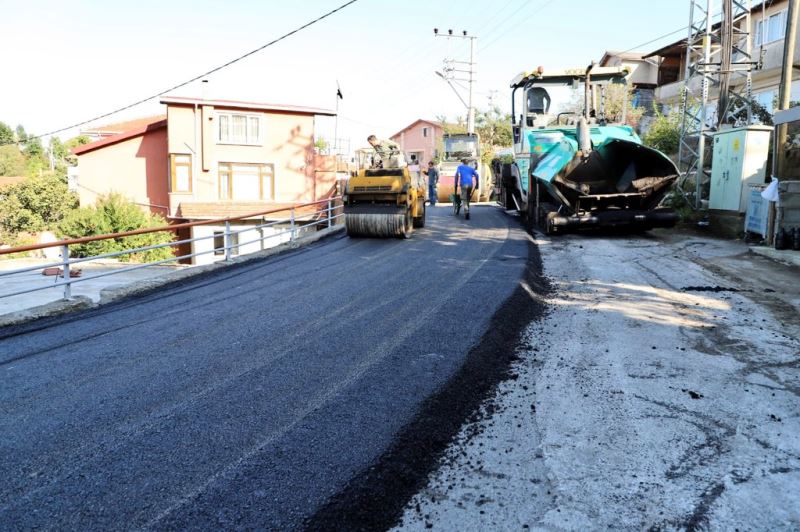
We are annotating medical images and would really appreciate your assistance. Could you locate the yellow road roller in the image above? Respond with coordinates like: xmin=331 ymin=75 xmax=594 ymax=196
xmin=344 ymin=166 xmax=426 ymax=238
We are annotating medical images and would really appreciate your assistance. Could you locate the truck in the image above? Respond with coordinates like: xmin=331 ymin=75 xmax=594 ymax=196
xmin=495 ymin=64 xmax=679 ymax=234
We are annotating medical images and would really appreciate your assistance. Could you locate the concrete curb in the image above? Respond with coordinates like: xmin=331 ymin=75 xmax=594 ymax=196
xmin=0 ymin=226 xmax=345 ymax=328
xmin=0 ymin=296 xmax=94 ymax=329
xmin=749 ymin=246 xmax=800 ymax=268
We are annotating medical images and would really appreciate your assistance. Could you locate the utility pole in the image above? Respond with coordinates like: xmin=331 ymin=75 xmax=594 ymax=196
xmin=778 ymin=0 xmax=799 ymax=112
xmin=773 ymin=0 xmax=798 ymax=183
xmin=433 ymin=28 xmax=477 ymax=134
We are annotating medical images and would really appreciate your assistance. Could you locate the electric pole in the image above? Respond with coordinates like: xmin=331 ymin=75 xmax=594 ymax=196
xmin=774 ymin=0 xmax=798 ymax=176
xmin=433 ymin=28 xmax=477 ymax=134
xmin=777 ymin=0 xmax=798 ymax=114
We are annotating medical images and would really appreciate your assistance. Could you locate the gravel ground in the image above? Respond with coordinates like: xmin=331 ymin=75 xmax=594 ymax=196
xmin=396 ymin=231 xmax=800 ymax=531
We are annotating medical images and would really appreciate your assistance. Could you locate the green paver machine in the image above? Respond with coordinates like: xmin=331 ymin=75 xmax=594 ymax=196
xmin=495 ymin=64 xmax=679 ymax=234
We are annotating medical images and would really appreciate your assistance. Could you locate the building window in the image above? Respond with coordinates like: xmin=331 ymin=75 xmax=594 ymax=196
xmin=218 ymin=113 xmax=262 ymax=144
xmin=218 ymin=162 xmax=274 ymax=200
xmin=213 ymin=231 xmax=239 ymax=256
xmin=213 ymin=231 xmax=224 ymax=255
xmin=755 ymin=10 xmax=787 ymax=46
xmin=423 ymin=127 xmax=429 ymax=138
xmin=170 ymin=154 xmax=192 ymax=193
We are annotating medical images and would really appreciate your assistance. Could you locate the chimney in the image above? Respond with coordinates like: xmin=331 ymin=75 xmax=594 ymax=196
xmin=201 ymin=79 xmax=209 ymax=101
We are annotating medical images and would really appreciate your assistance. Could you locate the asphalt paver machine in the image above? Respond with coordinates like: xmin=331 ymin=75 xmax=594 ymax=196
xmin=496 ymin=64 xmax=679 ymax=233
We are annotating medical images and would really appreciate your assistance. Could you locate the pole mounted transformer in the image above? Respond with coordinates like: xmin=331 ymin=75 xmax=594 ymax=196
xmin=678 ymin=0 xmax=756 ymax=209
xmin=433 ymin=29 xmax=477 ymax=134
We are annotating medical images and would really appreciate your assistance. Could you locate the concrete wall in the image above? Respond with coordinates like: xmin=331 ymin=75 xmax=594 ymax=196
xmin=75 ymin=127 xmax=169 ymax=216
xmin=166 ymin=104 xmax=316 ymax=217
xmin=313 ymin=154 xmax=341 ymax=199
xmin=190 ymin=222 xmax=315 ymax=266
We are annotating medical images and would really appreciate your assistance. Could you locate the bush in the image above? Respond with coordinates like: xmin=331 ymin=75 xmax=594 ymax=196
xmin=58 ymin=193 xmax=175 ymax=263
xmin=0 ymin=173 xmax=78 ymax=234
xmin=642 ymin=109 xmax=681 ymax=155
xmin=0 ymin=144 xmax=26 ymax=176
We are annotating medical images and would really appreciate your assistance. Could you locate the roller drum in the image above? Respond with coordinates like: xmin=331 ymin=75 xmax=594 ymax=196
xmin=345 ymin=205 xmax=411 ymax=238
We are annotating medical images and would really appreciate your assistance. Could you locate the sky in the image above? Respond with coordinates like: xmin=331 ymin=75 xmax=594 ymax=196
xmin=0 ymin=0 xmax=689 ymax=151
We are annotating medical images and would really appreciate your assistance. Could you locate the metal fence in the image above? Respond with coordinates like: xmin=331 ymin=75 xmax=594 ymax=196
xmin=0 ymin=197 xmax=343 ymax=301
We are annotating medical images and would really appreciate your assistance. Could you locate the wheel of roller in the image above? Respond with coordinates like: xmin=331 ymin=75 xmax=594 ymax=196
xmin=400 ymin=207 xmax=413 ymax=239
xmin=413 ymin=202 xmax=426 ymax=228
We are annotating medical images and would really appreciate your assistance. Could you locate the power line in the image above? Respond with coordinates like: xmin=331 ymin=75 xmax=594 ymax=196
xmin=481 ymin=0 xmax=558 ymax=52
xmin=619 ymin=25 xmax=690 ymax=55
xmin=2 ymin=0 xmax=360 ymax=147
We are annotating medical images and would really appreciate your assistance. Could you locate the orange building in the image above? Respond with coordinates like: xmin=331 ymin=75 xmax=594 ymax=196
xmin=389 ymin=119 xmax=444 ymax=166
xmin=73 ymin=97 xmax=336 ymax=264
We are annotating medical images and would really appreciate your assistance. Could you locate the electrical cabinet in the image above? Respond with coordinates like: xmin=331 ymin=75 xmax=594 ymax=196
xmin=709 ymin=125 xmax=771 ymax=212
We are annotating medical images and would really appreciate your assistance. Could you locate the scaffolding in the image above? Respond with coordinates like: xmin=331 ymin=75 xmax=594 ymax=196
xmin=678 ymin=0 xmax=756 ymax=209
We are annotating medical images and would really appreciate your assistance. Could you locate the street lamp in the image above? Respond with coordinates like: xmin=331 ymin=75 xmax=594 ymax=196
xmin=435 ymin=71 xmax=469 ymax=109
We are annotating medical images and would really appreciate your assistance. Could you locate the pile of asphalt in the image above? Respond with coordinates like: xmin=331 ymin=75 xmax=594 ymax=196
xmin=304 ymin=236 xmax=551 ymax=531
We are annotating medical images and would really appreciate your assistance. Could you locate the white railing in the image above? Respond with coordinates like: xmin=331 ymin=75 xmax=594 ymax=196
xmin=0 ymin=197 xmax=343 ymax=302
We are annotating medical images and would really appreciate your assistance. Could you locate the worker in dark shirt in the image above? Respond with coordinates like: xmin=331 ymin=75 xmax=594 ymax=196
xmin=424 ymin=161 xmax=439 ymax=206
xmin=454 ymin=159 xmax=479 ymax=220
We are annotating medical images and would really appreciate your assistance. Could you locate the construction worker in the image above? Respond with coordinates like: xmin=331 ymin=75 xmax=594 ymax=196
xmin=367 ymin=135 xmax=401 ymax=169
xmin=424 ymin=161 xmax=439 ymax=207
xmin=454 ymin=158 xmax=479 ymax=220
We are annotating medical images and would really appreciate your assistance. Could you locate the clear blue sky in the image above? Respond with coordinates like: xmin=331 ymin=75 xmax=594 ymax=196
xmin=0 ymin=0 xmax=688 ymax=149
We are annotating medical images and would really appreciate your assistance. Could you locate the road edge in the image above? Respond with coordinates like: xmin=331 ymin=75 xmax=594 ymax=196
xmin=0 ymin=226 xmax=345 ymax=330
xmin=303 ymin=228 xmax=552 ymax=531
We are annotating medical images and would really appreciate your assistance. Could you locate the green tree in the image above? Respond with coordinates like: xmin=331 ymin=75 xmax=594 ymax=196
xmin=49 ymin=137 xmax=68 ymax=161
xmin=475 ymin=106 xmax=512 ymax=150
xmin=642 ymin=108 xmax=681 ymax=155
xmin=438 ymin=107 xmax=513 ymax=163
xmin=0 ymin=122 xmax=14 ymax=145
xmin=314 ymin=137 xmax=329 ymax=153
xmin=0 ymin=145 xmax=26 ymax=176
xmin=605 ymin=84 xmax=646 ymax=129
xmin=0 ymin=173 xmax=78 ymax=234
xmin=15 ymin=125 xmax=27 ymax=143
xmin=58 ymin=193 xmax=174 ymax=263
xmin=64 ymin=135 xmax=90 ymax=150
xmin=23 ymin=136 xmax=44 ymax=159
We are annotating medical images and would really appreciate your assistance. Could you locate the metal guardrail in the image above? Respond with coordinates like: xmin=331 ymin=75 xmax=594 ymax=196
xmin=0 ymin=197 xmax=344 ymax=301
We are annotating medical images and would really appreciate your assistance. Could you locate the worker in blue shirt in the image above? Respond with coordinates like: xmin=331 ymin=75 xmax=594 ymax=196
xmin=424 ymin=161 xmax=439 ymax=206
xmin=454 ymin=159 xmax=479 ymax=220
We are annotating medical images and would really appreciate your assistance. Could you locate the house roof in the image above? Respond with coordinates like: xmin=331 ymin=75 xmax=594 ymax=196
xmin=643 ymin=0 xmax=777 ymax=59
xmin=159 ymin=96 xmax=336 ymax=116
xmin=81 ymin=115 xmax=167 ymax=136
xmin=389 ymin=119 xmax=442 ymax=140
xmin=72 ymin=118 xmax=167 ymax=156
xmin=599 ymin=50 xmax=647 ymax=66
xmin=643 ymin=41 xmax=686 ymax=59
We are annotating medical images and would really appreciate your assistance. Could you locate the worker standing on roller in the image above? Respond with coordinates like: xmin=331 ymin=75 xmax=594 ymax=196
xmin=367 ymin=135 xmax=401 ymax=169
xmin=454 ymin=159 xmax=479 ymax=220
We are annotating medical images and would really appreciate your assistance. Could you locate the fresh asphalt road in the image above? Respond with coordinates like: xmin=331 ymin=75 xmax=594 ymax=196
xmin=0 ymin=205 xmax=530 ymax=530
